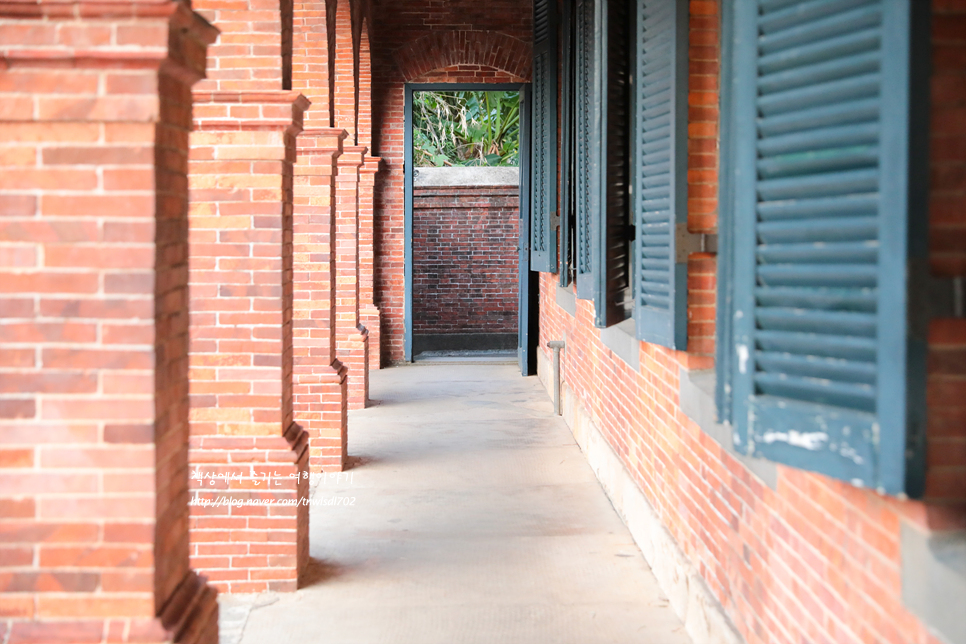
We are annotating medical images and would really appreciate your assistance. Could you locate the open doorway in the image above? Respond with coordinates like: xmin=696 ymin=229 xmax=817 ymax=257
xmin=404 ymin=84 xmax=538 ymax=373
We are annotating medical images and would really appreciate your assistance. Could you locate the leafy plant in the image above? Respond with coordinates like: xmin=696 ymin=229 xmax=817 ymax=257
xmin=413 ymin=90 xmax=520 ymax=167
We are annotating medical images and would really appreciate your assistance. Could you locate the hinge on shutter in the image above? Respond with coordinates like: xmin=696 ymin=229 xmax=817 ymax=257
xmin=675 ymin=224 xmax=718 ymax=263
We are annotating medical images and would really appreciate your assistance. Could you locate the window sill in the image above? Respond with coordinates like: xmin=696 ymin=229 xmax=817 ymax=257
xmin=678 ymin=367 xmax=777 ymax=490
xmin=555 ymin=285 xmax=576 ymax=317
xmin=600 ymin=318 xmax=639 ymax=372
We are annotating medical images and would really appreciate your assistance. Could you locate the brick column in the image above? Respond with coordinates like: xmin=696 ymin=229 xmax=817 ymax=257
xmin=0 ymin=2 xmax=219 ymax=642
xmin=294 ymin=128 xmax=350 ymax=472
xmin=336 ymin=146 xmax=369 ymax=409
xmin=187 ymin=91 xmax=311 ymax=593
xmin=359 ymin=156 xmax=382 ymax=370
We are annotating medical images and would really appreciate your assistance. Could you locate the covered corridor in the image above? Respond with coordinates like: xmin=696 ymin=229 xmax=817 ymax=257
xmin=219 ymin=363 xmax=690 ymax=644
xmin=2 ymin=0 xmax=964 ymax=643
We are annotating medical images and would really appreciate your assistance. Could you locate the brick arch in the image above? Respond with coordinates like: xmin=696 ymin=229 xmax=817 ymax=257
xmin=395 ymin=30 xmax=532 ymax=82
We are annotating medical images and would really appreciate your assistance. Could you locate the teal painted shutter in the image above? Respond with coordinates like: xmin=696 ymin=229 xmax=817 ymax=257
xmin=559 ymin=0 xmax=576 ymax=286
xmin=594 ymin=0 xmax=632 ymax=328
xmin=574 ymin=0 xmax=598 ymax=300
xmin=729 ymin=0 xmax=929 ymax=496
xmin=530 ymin=0 xmax=558 ymax=273
xmin=633 ymin=0 xmax=688 ymax=349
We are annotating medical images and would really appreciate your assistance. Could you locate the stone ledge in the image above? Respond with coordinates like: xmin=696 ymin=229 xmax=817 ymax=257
xmin=413 ymin=166 xmax=519 ymax=187
xmin=599 ymin=317 xmax=639 ymax=372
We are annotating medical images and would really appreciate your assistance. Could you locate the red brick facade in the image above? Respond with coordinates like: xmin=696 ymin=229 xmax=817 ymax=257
xmin=412 ymin=185 xmax=519 ymax=336
xmin=538 ymin=5 xmax=965 ymax=644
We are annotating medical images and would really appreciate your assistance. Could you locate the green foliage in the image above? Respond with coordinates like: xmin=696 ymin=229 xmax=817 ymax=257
xmin=413 ymin=90 xmax=520 ymax=167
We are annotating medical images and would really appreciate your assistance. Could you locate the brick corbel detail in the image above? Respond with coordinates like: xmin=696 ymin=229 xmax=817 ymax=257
xmin=359 ymin=156 xmax=382 ymax=370
xmin=336 ymin=145 xmax=369 ymax=410
xmin=0 ymin=2 xmax=220 ymax=642
xmin=294 ymin=127 xmax=350 ymax=472
xmin=187 ymin=90 xmax=312 ymax=593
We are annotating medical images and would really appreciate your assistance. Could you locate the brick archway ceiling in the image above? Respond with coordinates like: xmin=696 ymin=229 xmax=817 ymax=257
xmin=395 ymin=30 xmax=532 ymax=82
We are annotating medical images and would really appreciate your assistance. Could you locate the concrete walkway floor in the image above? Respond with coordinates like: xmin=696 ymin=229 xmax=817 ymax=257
xmin=221 ymin=364 xmax=691 ymax=644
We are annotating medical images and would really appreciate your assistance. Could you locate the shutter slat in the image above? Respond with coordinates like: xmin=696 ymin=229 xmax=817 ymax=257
xmin=757 ymin=241 xmax=878 ymax=264
xmin=757 ymin=264 xmax=878 ymax=287
xmin=754 ymin=374 xmax=876 ymax=411
xmin=759 ymin=5 xmax=882 ymax=55
xmin=756 ymin=352 xmax=877 ymax=384
xmin=640 ymin=100 xmax=671 ymax=123
xmin=757 ymin=145 xmax=879 ymax=179
xmin=758 ymin=197 xmax=878 ymax=221
xmin=759 ymin=98 xmax=879 ymax=137
xmin=755 ymin=329 xmax=877 ymax=361
xmin=757 ymin=72 xmax=880 ymax=117
xmin=759 ymin=0 xmax=876 ymax=34
xmin=759 ymin=27 xmax=880 ymax=74
xmin=756 ymin=307 xmax=877 ymax=335
xmin=758 ymin=216 xmax=878 ymax=242
xmin=755 ymin=286 xmax=878 ymax=311
xmin=758 ymin=50 xmax=881 ymax=94
xmin=757 ymin=168 xmax=878 ymax=200
xmin=758 ymin=122 xmax=878 ymax=156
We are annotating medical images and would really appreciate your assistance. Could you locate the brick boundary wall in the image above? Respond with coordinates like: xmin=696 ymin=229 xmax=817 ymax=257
xmin=412 ymin=185 xmax=519 ymax=336
xmin=538 ymin=3 xmax=965 ymax=644
xmin=0 ymin=2 xmax=220 ymax=641
xmin=370 ymin=0 xmax=533 ymax=364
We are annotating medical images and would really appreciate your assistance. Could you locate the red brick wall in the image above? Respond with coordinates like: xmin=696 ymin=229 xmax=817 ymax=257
xmin=0 ymin=4 xmax=218 ymax=642
xmin=539 ymin=3 xmax=965 ymax=644
xmin=412 ymin=185 xmax=519 ymax=335
xmin=927 ymin=0 xmax=966 ymax=501
xmin=370 ymin=0 xmax=532 ymax=363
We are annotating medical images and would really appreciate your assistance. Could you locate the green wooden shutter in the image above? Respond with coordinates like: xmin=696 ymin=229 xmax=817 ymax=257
xmin=530 ymin=0 xmax=558 ymax=273
xmin=633 ymin=0 xmax=688 ymax=349
xmin=574 ymin=0 xmax=598 ymax=300
xmin=729 ymin=0 xmax=929 ymax=496
xmin=559 ymin=0 xmax=576 ymax=286
xmin=594 ymin=0 xmax=632 ymax=328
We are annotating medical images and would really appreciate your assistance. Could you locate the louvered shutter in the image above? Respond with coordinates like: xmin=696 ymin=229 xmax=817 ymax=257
xmin=593 ymin=0 xmax=632 ymax=328
xmin=574 ymin=0 xmax=598 ymax=300
xmin=633 ymin=0 xmax=688 ymax=349
xmin=729 ymin=0 xmax=929 ymax=496
xmin=559 ymin=0 xmax=576 ymax=286
xmin=530 ymin=0 xmax=558 ymax=273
